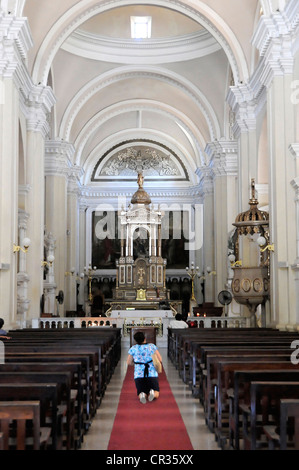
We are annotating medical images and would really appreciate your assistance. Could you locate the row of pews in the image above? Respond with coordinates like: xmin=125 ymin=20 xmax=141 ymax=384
xmin=168 ymin=326 xmax=299 ymax=450
xmin=0 ymin=327 xmax=121 ymax=450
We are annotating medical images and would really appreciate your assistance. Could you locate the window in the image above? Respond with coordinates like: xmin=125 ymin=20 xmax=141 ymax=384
xmin=131 ymin=16 xmax=152 ymax=39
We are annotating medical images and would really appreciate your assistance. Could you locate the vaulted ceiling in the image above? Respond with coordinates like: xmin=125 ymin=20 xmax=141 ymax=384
xmin=22 ymin=0 xmax=261 ymax=193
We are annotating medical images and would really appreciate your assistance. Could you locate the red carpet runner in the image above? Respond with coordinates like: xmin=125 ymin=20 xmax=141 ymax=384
xmin=108 ymin=367 xmax=194 ymax=450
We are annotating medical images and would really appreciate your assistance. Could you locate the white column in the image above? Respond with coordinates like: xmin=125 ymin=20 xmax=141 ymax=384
xmin=197 ymin=166 xmax=214 ymax=304
xmin=66 ymin=166 xmax=83 ymax=312
xmin=16 ymin=209 xmax=30 ymax=328
xmin=78 ymin=202 xmax=87 ymax=309
xmin=252 ymin=3 xmax=298 ymax=327
xmin=227 ymin=82 xmax=263 ymax=211
xmin=25 ymin=85 xmax=56 ymax=321
xmin=43 ymin=231 xmax=56 ymax=315
xmin=290 ymin=144 xmax=299 ymax=322
xmin=0 ymin=14 xmax=32 ymax=329
xmin=205 ymin=140 xmax=239 ymax=305
xmin=44 ymin=140 xmax=74 ymax=316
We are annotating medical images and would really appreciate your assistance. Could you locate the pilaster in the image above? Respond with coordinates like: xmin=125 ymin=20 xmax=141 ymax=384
xmin=24 ymin=85 xmax=56 ymax=322
xmin=252 ymin=3 xmax=298 ymax=326
xmin=45 ymin=140 xmax=76 ymax=314
xmin=205 ymin=140 xmax=238 ymax=306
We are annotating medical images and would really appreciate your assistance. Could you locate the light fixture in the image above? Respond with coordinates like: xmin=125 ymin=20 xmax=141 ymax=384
xmin=65 ymin=267 xmax=75 ymax=276
xmin=206 ymin=266 xmax=216 ymax=275
xmin=84 ymin=264 xmax=97 ymax=302
xmin=13 ymin=237 xmax=31 ymax=253
xmin=228 ymin=254 xmax=242 ymax=267
xmin=41 ymin=254 xmax=55 ymax=267
xmin=257 ymin=236 xmax=274 ymax=252
xmin=186 ymin=262 xmax=200 ymax=301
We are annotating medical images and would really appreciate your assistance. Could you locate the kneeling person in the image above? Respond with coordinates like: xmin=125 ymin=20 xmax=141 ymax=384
xmin=127 ymin=331 xmax=162 ymax=404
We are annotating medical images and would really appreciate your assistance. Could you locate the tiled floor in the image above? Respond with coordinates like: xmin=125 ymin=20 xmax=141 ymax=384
xmin=80 ymin=347 xmax=220 ymax=451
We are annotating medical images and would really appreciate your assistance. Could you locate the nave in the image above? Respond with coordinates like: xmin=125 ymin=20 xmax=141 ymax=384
xmin=80 ymin=347 xmax=219 ymax=451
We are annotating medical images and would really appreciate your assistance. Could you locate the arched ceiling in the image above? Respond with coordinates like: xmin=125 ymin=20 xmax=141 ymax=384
xmin=21 ymin=0 xmax=260 ymax=193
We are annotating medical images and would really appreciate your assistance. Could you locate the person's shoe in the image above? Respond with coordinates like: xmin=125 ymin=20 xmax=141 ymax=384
xmin=148 ymin=389 xmax=155 ymax=402
xmin=139 ymin=392 xmax=147 ymax=404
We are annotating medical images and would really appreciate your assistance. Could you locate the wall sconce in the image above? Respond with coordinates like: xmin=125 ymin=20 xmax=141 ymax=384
xmin=257 ymin=236 xmax=274 ymax=252
xmin=206 ymin=266 xmax=216 ymax=275
xmin=13 ymin=238 xmax=31 ymax=253
xmin=65 ymin=268 xmax=75 ymax=276
xmin=228 ymin=254 xmax=242 ymax=267
xmin=41 ymin=254 xmax=55 ymax=267
xmin=76 ymin=273 xmax=84 ymax=281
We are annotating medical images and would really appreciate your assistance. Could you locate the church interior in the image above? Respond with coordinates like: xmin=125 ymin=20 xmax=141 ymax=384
xmin=0 ymin=0 xmax=299 ymax=452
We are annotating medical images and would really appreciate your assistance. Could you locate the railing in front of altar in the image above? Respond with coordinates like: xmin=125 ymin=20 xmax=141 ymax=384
xmin=187 ymin=315 xmax=248 ymax=329
xmin=32 ymin=315 xmax=248 ymax=331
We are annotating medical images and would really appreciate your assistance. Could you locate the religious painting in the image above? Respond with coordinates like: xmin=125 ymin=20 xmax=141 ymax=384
xmin=92 ymin=211 xmax=121 ymax=269
xmin=161 ymin=210 xmax=189 ymax=269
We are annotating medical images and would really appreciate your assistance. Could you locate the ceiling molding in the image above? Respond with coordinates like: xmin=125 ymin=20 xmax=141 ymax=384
xmin=61 ymin=28 xmax=221 ymax=64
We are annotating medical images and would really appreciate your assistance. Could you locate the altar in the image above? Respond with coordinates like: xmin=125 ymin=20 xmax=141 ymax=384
xmin=110 ymin=309 xmax=173 ymax=346
xmin=112 ymin=172 xmax=169 ymax=311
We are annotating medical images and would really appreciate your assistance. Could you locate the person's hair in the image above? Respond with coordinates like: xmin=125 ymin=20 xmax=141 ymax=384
xmin=0 ymin=318 xmax=4 ymax=329
xmin=175 ymin=313 xmax=183 ymax=321
xmin=134 ymin=331 xmax=145 ymax=345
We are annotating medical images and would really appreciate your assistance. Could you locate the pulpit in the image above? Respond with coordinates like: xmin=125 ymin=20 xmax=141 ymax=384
xmin=130 ymin=326 xmax=156 ymax=346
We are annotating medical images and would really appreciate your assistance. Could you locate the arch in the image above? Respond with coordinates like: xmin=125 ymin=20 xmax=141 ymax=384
xmin=82 ymin=128 xmax=199 ymax=187
xmin=73 ymin=98 xmax=208 ymax=169
xmin=59 ymin=65 xmax=221 ymax=145
xmin=32 ymin=0 xmax=249 ymax=86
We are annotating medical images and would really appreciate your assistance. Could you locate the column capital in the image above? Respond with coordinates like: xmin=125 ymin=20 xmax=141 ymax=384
xmin=45 ymin=139 xmax=75 ymax=177
xmin=18 ymin=208 xmax=29 ymax=230
xmin=252 ymin=3 xmax=299 ymax=87
xmin=68 ymin=164 xmax=84 ymax=195
xmin=227 ymin=79 xmax=266 ymax=135
xmin=196 ymin=166 xmax=214 ymax=196
xmin=25 ymin=84 xmax=56 ymax=137
xmin=205 ymin=140 xmax=238 ymax=177
xmin=0 ymin=13 xmax=33 ymax=78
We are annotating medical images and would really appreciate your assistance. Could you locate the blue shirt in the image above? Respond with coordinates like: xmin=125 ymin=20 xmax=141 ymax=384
xmin=128 ymin=343 xmax=158 ymax=379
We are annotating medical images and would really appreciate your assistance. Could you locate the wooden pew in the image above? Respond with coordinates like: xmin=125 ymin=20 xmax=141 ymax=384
xmin=204 ymin=356 xmax=293 ymax=433
xmin=0 ymin=371 xmax=74 ymax=450
xmin=215 ymin=361 xmax=299 ymax=445
xmin=1 ymin=328 xmax=122 ymax=450
xmin=0 ymin=384 xmax=61 ymax=450
xmin=0 ymin=362 xmax=83 ymax=448
xmin=5 ymin=330 xmax=120 ymax=403
xmin=0 ymin=401 xmax=51 ymax=450
xmin=4 ymin=344 xmax=101 ymax=414
xmin=198 ymin=347 xmax=291 ymax=402
xmin=241 ymin=381 xmax=299 ymax=450
xmin=229 ymin=370 xmax=299 ymax=450
xmin=263 ymin=399 xmax=299 ymax=450
xmin=193 ymin=344 xmax=294 ymax=400
xmin=171 ymin=329 xmax=299 ymax=389
xmin=5 ymin=352 xmax=92 ymax=429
